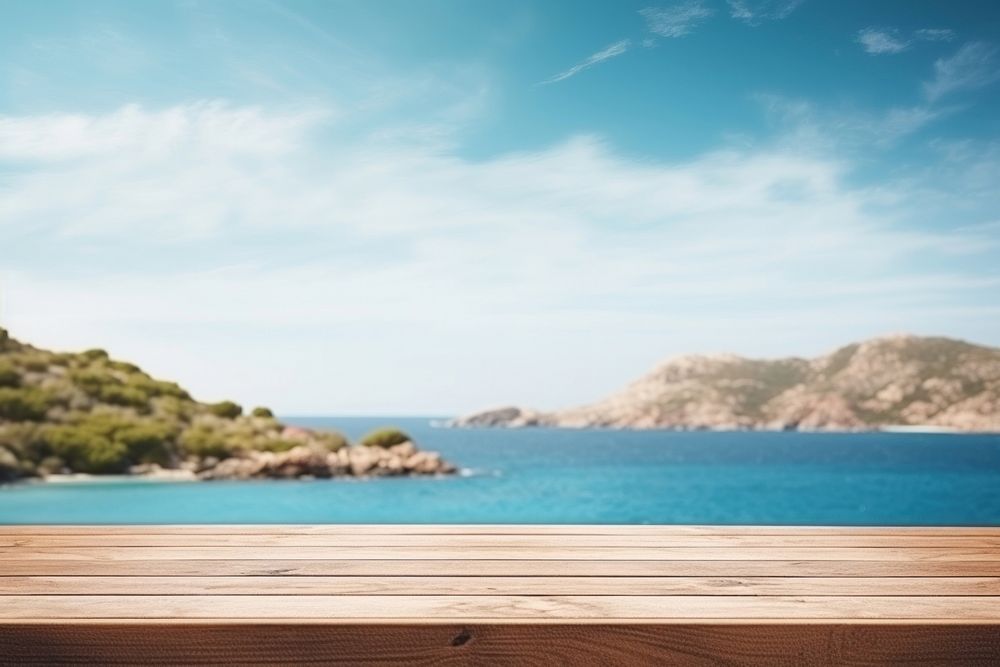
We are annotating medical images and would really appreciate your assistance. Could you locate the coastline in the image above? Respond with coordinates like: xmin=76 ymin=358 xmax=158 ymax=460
xmin=38 ymin=470 xmax=199 ymax=484
xmin=13 ymin=442 xmax=464 ymax=485
xmin=448 ymin=421 xmax=982 ymax=434
xmin=878 ymin=425 xmax=963 ymax=434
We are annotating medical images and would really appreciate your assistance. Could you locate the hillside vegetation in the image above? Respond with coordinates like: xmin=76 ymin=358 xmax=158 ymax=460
xmin=0 ymin=328 xmax=452 ymax=481
xmin=454 ymin=335 xmax=1000 ymax=432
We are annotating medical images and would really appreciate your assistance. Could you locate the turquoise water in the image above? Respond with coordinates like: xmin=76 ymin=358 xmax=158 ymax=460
xmin=2 ymin=417 xmax=999 ymax=524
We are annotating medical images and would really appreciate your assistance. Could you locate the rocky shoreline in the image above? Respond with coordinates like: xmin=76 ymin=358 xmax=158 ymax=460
xmin=12 ymin=424 xmax=457 ymax=484
xmin=27 ymin=440 xmax=458 ymax=482
xmin=42 ymin=440 xmax=456 ymax=482
xmin=36 ymin=439 xmax=457 ymax=483
xmin=13 ymin=429 xmax=457 ymax=485
xmin=192 ymin=439 xmax=454 ymax=480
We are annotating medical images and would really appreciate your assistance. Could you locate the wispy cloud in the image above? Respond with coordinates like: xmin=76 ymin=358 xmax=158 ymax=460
xmin=640 ymin=2 xmax=714 ymax=39
xmin=728 ymin=0 xmax=804 ymax=26
xmin=924 ymin=42 xmax=1000 ymax=101
xmin=857 ymin=28 xmax=909 ymax=55
xmin=540 ymin=39 xmax=630 ymax=84
xmin=0 ymin=102 xmax=324 ymax=162
xmin=915 ymin=28 xmax=957 ymax=42
xmin=3 ymin=102 xmax=999 ymax=411
xmin=857 ymin=27 xmax=955 ymax=55
xmin=757 ymin=94 xmax=948 ymax=150
xmin=762 ymin=36 xmax=994 ymax=152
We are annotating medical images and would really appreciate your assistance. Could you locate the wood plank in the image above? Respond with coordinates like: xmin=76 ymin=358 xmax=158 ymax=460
xmin=8 ymin=533 xmax=1000 ymax=547
xmin=1 ymin=623 xmax=998 ymax=666
xmin=0 ymin=524 xmax=997 ymax=664
xmin=2 ymin=524 xmax=999 ymax=536
xmin=2 ymin=576 xmax=999 ymax=596
xmin=3 ymin=594 xmax=1000 ymax=621
xmin=6 ymin=558 xmax=1000 ymax=576
xmin=6 ymin=545 xmax=1000 ymax=561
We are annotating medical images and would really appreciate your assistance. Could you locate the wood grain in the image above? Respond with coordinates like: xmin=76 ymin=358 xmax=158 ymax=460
xmin=7 ymin=533 xmax=1000 ymax=547
xmin=1 ymin=624 xmax=997 ymax=666
xmin=4 ymin=575 xmax=1000 ymax=596
xmin=4 ymin=594 xmax=1000 ymax=620
xmin=6 ymin=545 xmax=1000 ymax=561
xmin=6 ymin=558 xmax=1000 ymax=576
xmin=0 ymin=525 xmax=997 ymax=664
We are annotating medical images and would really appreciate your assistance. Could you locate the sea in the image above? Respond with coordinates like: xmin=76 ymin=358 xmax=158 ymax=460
xmin=1 ymin=416 xmax=999 ymax=525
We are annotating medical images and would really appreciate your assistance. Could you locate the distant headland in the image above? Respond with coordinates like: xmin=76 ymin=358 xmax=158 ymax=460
xmin=0 ymin=328 xmax=454 ymax=483
xmin=453 ymin=335 xmax=1000 ymax=433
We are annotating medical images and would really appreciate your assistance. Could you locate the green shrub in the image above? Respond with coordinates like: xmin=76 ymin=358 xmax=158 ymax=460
xmin=50 ymin=353 xmax=74 ymax=366
xmin=252 ymin=438 xmax=302 ymax=453
xmin=69 ymin=367 xmax=190 ymax=410
xmin=108 ymin=360 xmax=141 ymax=374
xmin=97 ymin=384 xmax=150 ymax=410
xmin=41 ymin=414 xmax=178 ymax=473
xmin=312 ymin=430 xmax=348 ymax=451
xmin=70 ymin=368 xmax=117 ymax=392
xmin=0 ymin=362 xmax=20 ymax=388
xmin=251 ymin=406 xmax=274 ymax=418
xmin=208 ymin=400 xmax=243 ymax=419
xmin=126 ymin=374 xmax=190 ymax=400
xmin=152 ymin=395 xmax=194 ymax=421
xmin=43 ymin=423 xmax=129 ymax=474
xmin=114 ymin=420 xmax=176 ymax=465
xmin=359 ymin=427 xmax=411 ymax=448
xmin=0 ymin=387 xmax=54 ymax=421
xmin=21 ymin=356 xmax=50 ymax=372
xmin=69 ymin=437 xmax=128 ymax=473
xmin=178 ymin=424 xmax=231 ymax=458
xmin=158 ymin=396 xmax=185 ymax=414
xmin=81 ymin=348 xmax=110 ymax=362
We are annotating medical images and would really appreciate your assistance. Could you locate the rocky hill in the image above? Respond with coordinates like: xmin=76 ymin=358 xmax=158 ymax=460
xmin=0 ymin=328 xmax=454 ymax=482
xmin=453 ymin=335 xmax=1000 ymax=432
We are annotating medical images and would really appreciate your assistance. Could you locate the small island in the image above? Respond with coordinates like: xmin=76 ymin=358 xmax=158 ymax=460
xmin=0 ymin=327 xmax=455 ymax=483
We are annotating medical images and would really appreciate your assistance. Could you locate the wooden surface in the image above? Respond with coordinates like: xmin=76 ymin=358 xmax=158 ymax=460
xmin=1 ymin=524 xmax=999 ymax=665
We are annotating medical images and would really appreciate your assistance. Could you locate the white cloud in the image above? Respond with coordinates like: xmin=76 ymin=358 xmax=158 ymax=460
xmin=0 ymin=103 xmax=332 ymax=242
xmin=857 ymin=28 xmax=909 ymax=55
xmin=727 ymin=0 xmax=804 ymax=26
xmin=857 ymin=26 xmax=956 ymax=56
xmin=756 ymin=94 xmax=948 ymax=149
xmin=924 ymin=42 xmax=1000 ymax=101
xmin=540 ymin=39 xmax=630 ymax=84
xmin=2 ymin=102 xmax=998 ymax=412
xmin=0 ymin=102 xmax=324 ymax=161
xmin=639 ymin=2 xmax=714 ymax=39
xmin=915 ymin=28 xmax=956 ymax=42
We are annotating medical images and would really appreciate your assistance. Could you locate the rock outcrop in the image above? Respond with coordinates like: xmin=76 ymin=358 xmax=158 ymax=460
xmin=194 ymin=440 xmax=455 ymax=480
xmin=453 ymin=335 xmax=1000 ymax=432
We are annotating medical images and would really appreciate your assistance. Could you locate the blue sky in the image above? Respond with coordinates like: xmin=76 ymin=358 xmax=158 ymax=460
xmin=1 ymin=0 xmax=999 ymax=414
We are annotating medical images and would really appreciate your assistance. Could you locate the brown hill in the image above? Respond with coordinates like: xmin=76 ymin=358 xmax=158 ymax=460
xmin=453 ymin=335 xmax=1000 ymax=432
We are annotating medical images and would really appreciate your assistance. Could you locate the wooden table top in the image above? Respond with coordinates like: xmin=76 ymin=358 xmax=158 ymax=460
xmin=2 ymin=524 xmax=1000 ymax=664
xmin=2 ymin=524 xmax=999 ymax=624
